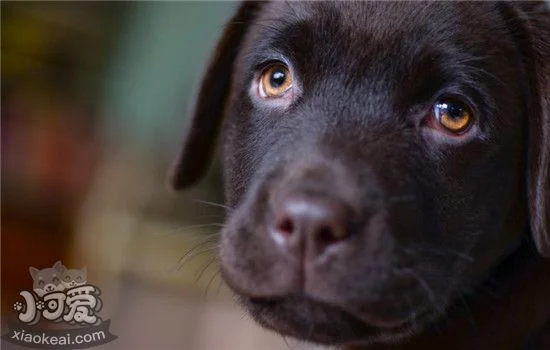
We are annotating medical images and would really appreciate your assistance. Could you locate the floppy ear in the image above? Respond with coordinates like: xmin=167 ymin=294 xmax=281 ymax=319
xmin=169 ymin=2 xmax=262 ymax=190
xmin=513 ymin=3 xmax=550 ymax=257
xmin=528 ymin=59 xmax=550 ymax=256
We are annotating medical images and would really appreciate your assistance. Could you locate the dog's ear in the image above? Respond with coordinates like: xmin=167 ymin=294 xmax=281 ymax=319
xmin=29 ymin=267 xmax=39 ymax=279
xmin=169 ymin=2 xmax=262 ymax=190
xmin=511 ymin=3 xmax=550 ymax=257
xmin=53 ymin=261 xmax=66 ymax=273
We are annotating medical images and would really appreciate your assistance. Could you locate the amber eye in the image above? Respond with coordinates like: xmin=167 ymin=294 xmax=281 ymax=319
xmin=432 ymin=98 xmax=473 ymax=133
xmin=259 ymin=64 xmax=293 ymax=98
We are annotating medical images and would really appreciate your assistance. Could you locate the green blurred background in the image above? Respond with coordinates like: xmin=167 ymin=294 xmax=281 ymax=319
xmin=1 ymin=2 xmax=317 ymax=349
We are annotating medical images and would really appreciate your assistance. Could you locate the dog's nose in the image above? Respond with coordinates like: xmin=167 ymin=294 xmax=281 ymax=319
xmin=271 ymin=195 xmax=350 ymax=258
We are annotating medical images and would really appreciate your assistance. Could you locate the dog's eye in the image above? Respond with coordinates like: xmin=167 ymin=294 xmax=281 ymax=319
xmin=259 ymin=64 xmax=293 ymax=98
xmin=432 ymin=98 xmax=473 ymax=134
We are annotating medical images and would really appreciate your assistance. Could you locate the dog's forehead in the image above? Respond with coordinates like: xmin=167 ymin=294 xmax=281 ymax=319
xmin=247 ymin=1 xmax=506 ymax=78
xmin=36 ymin=268 xmax=54 ymax=277
xmin=241 ymin=1 xmax=516 ymax=115
xmin=250 ymin=1 xmax=513 ymax=68
xmin=257 ymin=1 xmax=495 ymax=39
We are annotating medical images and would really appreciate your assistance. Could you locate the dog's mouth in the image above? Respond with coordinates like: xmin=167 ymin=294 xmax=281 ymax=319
xmin=240 ymin=293 xmax=438 ymax=345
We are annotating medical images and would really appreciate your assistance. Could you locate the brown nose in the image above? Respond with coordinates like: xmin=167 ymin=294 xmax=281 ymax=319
xmin=271 ymin=195 xmax=350 ymax=260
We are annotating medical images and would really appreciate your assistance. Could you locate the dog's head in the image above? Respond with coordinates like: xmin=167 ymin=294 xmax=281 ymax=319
xmin=171 ymin=1 xmax=549 ymax=345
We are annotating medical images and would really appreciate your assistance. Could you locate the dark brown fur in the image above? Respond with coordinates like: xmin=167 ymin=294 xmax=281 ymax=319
xmin=171 ymin=2 xmax=550 ymax=349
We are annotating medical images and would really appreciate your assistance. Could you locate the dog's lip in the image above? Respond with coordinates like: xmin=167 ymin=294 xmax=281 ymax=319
xmin=245 ymin=294 xmax=379 ymax=344
xmin=222 ymin=260 xmax=435 ymax=332
xmin=245 ymin=294 xmax=444 ymax=346
xmin=246 ymin=292 xmax=427 ymax=331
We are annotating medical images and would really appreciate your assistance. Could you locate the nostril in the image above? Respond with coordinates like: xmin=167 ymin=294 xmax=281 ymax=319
xmin=277 ymin=217 xmax=295 ymax=236
xmin=317 ymin=225 xmax=339 ymax=243
xmin=271 ymin=195 xmax=351 ymax=252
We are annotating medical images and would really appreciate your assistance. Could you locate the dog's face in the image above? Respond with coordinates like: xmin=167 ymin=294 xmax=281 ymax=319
xmin=171 ymin=1 xmax=550 ymax=346
xmin=30 ymin=261 xmax=66 ymax=297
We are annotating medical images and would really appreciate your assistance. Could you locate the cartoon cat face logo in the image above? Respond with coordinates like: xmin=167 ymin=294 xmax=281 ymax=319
xmin=62 ymin=267 xmax=87 ymax=289
xmin=29 ymin=261 xmax=66 ymax=297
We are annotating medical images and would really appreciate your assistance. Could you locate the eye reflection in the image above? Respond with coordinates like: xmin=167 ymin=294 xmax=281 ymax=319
xmin=259 ymin=64 xmax=293 ymax=98
xmin=432 ymin=98 xmax=473 ymax=133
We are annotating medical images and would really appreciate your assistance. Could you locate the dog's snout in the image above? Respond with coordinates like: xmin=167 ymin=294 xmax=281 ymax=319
xmin=271 ymin=195 xmax=350 ymax=258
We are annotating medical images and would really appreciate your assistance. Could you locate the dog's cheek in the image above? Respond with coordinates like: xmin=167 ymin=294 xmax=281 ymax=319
xmin=420 ymin=143 xmax=527 ymax=291
xmin=221 ymin=122 xmax=276 ymax=207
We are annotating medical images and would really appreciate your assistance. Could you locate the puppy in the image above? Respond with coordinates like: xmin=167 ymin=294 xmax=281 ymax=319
xmin=170 ymin=2 xmax=550 ymax=349
xmin=62 ymin=267 xmax=87 ymax=289
xmin=30 ymin=261 xmax=66 ymax=296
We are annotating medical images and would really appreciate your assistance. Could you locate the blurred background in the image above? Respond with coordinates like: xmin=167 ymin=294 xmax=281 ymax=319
xmin=1 ymin=2 xmax=323 ymax=349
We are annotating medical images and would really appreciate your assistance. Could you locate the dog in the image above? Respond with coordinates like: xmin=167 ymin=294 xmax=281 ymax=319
xmin=170 ymin=2 xmax=550 ymax=349
xmin=29 ymin=261 xmax=66 ymax=296
xmin=62 ymin=267 xmax=87 ymax=289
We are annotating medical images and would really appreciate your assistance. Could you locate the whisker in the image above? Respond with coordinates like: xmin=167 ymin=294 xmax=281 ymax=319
xmin=205 ymin=270 xmax=220 ymax=297
xmin=216 ymin=277 xmax=225 ymax=296
xmin=178 ymin=248 xmax=216 ymax=271
xmin=403 ymin=294 xmax=419 ymax=330
xmin=463 ymin=65 xmax=508 ymax=89
xmin=194 ymin=259 xmax=218 ymax=283
xmin=193 ymin=199 xmax=231 ymax=211
xmin=401 ymin=246 xmax=475 ymax=263
xmin=403 ymin=268 xmax=443 ymax=314
xmin=282 ymin=336 xmax=291 ymax=350
xmin=454 ymin=55 xmax=493 ymax=65
xmin=157 ymin=223 xmax=224 ymax=237
xmin=177 ymin=238 xmax=218 ymax=264
xmin=169 ymin=236 xmax=219 ymax=273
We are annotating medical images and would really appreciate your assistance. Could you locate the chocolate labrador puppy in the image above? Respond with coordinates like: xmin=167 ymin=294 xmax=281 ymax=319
xmin=170 ymin=1 xmax=550 ymax=349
